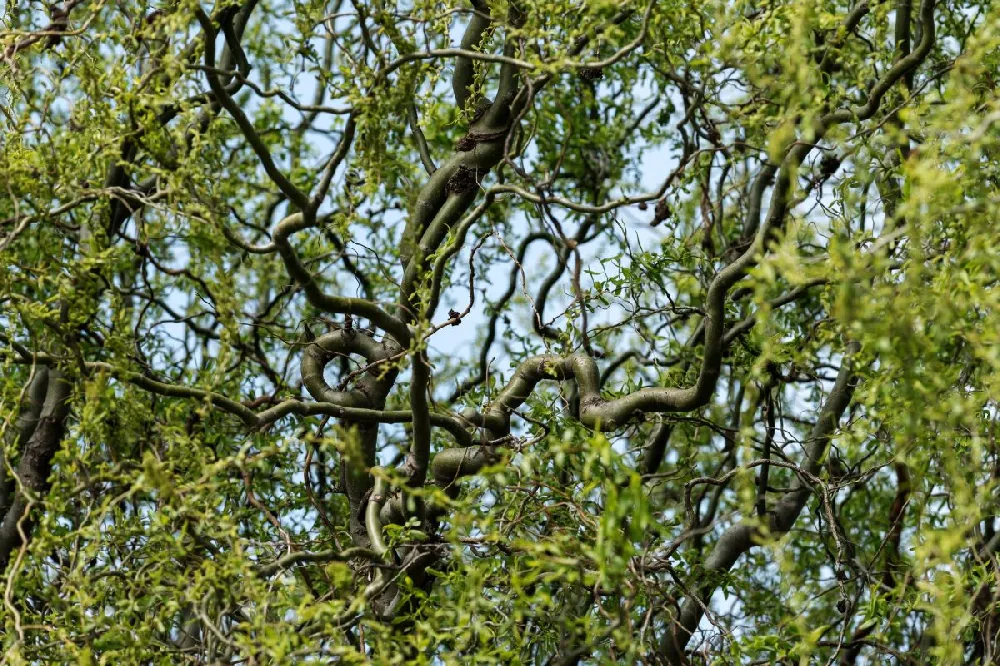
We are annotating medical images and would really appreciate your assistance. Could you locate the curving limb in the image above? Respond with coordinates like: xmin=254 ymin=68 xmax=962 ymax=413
xmin=399 ymin=126 xmax=515 ymax=272
xmin=427 ymin=194 xmax=497 ymax=317
xmin=0 ymin=350 xmax=476 ymax=447
xmin=400 ymin=189 xmax=480 ymax=319
xmin=365 ymin=470 xmax=391 ymax=557
xmin=460 ymin=0 xmax=934 ymax=473
xmin=272 ymin=213 xmax=411 ymax=345
xmin=300 ymin=330 xmax=401 ymax=546
xmin=0 ymin=0 xmax=969 ymax=657
xmin=477 ymin=146 xmax=811 ymax=440
xmin=404 ymin=350 xmax=433 ymax=487
xmin=639 ymin=280 xmax=825 ymax=475
xmin=430 ymin=445 xmax=500 ymax=493
xmin=300 ymin=330 xmax=402 ymax=407
xmin=479 ymin=352 xmax=712 ymax=437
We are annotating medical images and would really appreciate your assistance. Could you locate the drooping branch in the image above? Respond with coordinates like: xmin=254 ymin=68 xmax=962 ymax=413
xmin=309 ymin=115 xmax=357 ymax=213
xmin=449 ymin=232 xmax=555 ymax=402
xmin=531 ymin=242 xmax=572 ymax=341
xmin=1 ymin=0 xmax=87 ymax=61
xmin=841 ymin=461 xmax=911 ymax=665
xmin=101 ymin=1 xmax=260 ymax=237
xmin=408 ymin=104 xmax=437 ymax=175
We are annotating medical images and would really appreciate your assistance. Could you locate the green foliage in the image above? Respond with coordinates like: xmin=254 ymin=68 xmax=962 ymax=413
xmin=3 ymin=0 xmax=1000 ymax=663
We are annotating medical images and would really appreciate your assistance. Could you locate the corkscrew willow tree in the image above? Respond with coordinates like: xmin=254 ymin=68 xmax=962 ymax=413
xmin=3 ymin=0 xmax=1000 ymax=663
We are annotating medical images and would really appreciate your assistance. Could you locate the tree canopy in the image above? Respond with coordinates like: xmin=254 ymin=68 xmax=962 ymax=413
xmin=3 ymin=0 xmax=1000 ymax=663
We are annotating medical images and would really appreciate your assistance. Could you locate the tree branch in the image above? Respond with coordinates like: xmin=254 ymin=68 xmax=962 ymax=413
xmin=659 ymin=341 xmax=861 ymax=663
xmin=195 ymin=8 xmax=310 ymax=211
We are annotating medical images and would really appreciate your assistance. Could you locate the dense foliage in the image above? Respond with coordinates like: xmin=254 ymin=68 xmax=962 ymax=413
xmin=3 ymin=0 xmax=1000 ymax=663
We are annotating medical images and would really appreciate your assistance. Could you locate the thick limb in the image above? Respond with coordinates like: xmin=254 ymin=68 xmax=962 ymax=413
xmin=0 ymin=368 xmax=50 ymax=517
xmin=0 ymin=370 xmax=73 ymax=572
xmin=300 ymin=330 xmax=402 ymax=546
